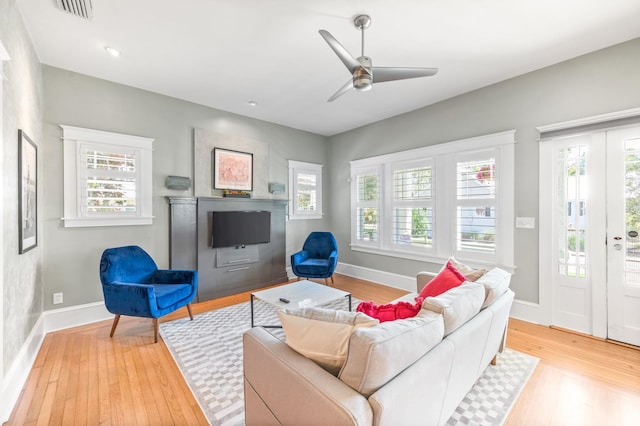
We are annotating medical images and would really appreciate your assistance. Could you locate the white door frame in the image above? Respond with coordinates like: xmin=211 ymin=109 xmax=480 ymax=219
xmin=0 ymin=40 xmax=9 ymax=390
xmin=538 ymin=108 xmax=640 ymax=337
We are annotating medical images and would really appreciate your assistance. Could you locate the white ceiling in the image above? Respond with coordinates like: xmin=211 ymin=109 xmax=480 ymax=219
xmin=16 ymin=0 xmax=640 ymax=136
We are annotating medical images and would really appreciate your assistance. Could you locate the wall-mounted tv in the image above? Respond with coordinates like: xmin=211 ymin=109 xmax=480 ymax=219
xmin=211 ymin=210 xmax=271 ymax=248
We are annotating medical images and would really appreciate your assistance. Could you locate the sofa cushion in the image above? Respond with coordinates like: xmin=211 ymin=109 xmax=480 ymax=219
xmin=476 ymin=267 xmax=512 ymax=308
xmin=339 ymin=310 xmax=444 ymax=397
xmin=421 ymin=282 xmax=485 ymax=336
xmin=276 ymin=307 xmax=379 ymax=375
xmin=417 ymin=260 xmax=466 ymax=300
xmin=355 ymin=298 xmax=423 ymax=322
xmin=448 ymin=256 xmax=487 ymax=282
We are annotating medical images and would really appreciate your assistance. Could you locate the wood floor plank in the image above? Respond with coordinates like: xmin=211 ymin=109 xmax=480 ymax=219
xmin=120 ymin=338 xmax=148 ymax=426
xmin=96 ymin=334 xmax=113 ymax=424
xmin=83 ymin=334 xmax=100 ymax=426
xmin=5 ymin=274 xmax=640 ymax=425
xmin=130 ymin=337 xmax=163 ymax=426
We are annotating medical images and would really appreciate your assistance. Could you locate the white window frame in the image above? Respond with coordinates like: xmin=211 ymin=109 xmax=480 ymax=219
xmin=61 ymin=125 xmax=154 ymax=227
xmin=288 ymin=160 xmax=323 ymax=220
xmin=387 ymin=159 xmax=434 ymax=255
xmin=351 ymin=165 xmax=383 ymax=248
xmin=350 ymin=130 xmax=515 ymax=270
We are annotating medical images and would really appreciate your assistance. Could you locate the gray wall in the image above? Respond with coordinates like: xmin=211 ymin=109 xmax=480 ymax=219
xmin=42 ymin=66 xmax=328 ymax=310
xmin=327 ymin=37 xmax=640 ymax=303
xmin=0 ymin=0 xmax=44 ymax=375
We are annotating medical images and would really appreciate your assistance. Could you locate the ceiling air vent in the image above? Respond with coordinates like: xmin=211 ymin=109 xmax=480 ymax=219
xmin=55 ymin=0 xmax=93 ymax=20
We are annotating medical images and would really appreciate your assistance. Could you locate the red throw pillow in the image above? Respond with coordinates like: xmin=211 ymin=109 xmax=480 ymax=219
xmin=417 ymin=260 xmax=466 ymax=300
xmin=356 ymin=298 xmax=424 ymax=323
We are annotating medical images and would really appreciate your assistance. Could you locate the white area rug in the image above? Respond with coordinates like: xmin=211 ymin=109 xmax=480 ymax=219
xmin=160 ymin=299 xmax=538 ymax=425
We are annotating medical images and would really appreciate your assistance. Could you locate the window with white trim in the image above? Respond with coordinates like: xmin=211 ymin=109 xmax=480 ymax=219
xmin=455 ymin=151 xmax=497 ymax=260
xmin=354 ymin=167 xmax=381 ymax=243
xmin=61 ymin=125 xmax=154 ymax=227
xmin=350 ymin=131 xmax=515 ymax=268
xmin=288 ymin=160 xmax=323 ymax=220
xmin=391 ymin=160 xmax=433 ymax=251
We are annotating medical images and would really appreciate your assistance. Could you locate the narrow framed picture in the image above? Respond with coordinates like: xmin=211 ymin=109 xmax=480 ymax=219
xmin=19 ymin=129 xmax=37 ymax=254
xmin=213 ymin=148 xmax=253 ymax=191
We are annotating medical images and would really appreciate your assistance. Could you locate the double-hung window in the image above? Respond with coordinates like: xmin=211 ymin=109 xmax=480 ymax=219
xmin=61 ymin=125 xmax=153 ymax=227
xmin=391 ymin=160 xmax=434 ymax=252
xmin=353 ymin=166 xmax=382 ymax=245
xmin=288 ymin=160 xmax=323 ymax=220
xmin=350 ymin=131 xmax=515 ymax=268
xmin=455 ymin=151 xmax=497 ymax=262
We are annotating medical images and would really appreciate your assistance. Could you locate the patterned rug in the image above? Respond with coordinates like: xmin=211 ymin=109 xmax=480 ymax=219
xmin=160 ymin=299 xmax=538 ymax=426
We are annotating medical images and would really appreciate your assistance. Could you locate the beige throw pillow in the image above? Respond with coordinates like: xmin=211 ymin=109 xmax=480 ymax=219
xmin=448 ymin=256 xmax=487 ymax=281
xmin=277 ymin=307 xmax=379 ymax=375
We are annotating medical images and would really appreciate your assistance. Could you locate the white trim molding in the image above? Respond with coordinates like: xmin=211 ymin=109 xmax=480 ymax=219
xmin=537 ymin=107 xmax=640 ymax=134
xmin=336 ymin=262 xmax=416 ymax=292
xmin=0 ymin=302 xmax=112 ymax=423
xmin=60 ymin=125 xmax=154 ymax=227
xmin=0 ymin=316 xmax=45 ymax=424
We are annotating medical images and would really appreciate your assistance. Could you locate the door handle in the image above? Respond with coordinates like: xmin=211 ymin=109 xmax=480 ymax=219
xmin=613 ymin=236 xmax=622 ymax=240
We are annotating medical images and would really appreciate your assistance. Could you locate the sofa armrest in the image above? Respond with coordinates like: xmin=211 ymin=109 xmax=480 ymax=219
xmin=416 ymin=271 xmax=437 ymax=293
xmin=243 ymin=327 xmax=372 ymax=426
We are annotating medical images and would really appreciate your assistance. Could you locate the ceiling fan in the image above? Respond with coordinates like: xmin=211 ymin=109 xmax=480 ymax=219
xmin=319 ymin=15 xmax=438 ymax=102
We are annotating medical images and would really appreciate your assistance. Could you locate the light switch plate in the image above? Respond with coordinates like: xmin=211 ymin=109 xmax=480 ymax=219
xmin=515 ymin=217 xmax=535 ymax=229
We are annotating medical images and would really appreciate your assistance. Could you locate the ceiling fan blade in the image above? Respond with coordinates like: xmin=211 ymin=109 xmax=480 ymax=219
xmin=372 ymin=67 xmax=438 ymax=84
xmin=328 ymin=78 xmax=354 ymax=102
xmin=319 ymin=30 xmax=360 ymax=73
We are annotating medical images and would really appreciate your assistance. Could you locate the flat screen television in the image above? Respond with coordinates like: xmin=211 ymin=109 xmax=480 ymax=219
xmin=211 ymin=210 xmax=271 ymax=248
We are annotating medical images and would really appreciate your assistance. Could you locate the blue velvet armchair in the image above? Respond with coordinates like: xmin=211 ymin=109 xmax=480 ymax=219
xmin=99 ymin=245 xmax=198 ymax=343
xmin=290 ymin=232 xmax=338 ymax=285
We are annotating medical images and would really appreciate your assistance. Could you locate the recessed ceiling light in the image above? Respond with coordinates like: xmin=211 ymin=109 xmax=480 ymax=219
xmin=248 ymin=101 xmax=257 ymax=107
xmin=104 ymin=46 xmax=121 ymax=57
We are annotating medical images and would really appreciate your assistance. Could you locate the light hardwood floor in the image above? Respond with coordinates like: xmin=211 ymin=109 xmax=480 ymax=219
xmin=6 ymin=274 xmax=640 ymax=425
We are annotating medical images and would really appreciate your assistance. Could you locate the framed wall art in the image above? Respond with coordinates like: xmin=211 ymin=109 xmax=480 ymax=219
xmin=213 ymin=148 xmax=253 ymax=191
xmin=19 ymin=129 xmax=37 ymax=254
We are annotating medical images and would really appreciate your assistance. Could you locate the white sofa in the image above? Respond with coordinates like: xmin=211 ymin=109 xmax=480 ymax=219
xmin=243 ymin=267 xmax=514 ymax=426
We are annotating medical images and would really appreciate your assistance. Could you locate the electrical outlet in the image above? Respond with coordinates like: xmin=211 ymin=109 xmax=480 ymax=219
xmin=53 ymin=292 xmax=63 ymax=305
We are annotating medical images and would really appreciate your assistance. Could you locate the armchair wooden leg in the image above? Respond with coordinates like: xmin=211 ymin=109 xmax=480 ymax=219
xmin=331 ymin=275 xmax=334 ymax=285
xmin=186 ymin=303 xmax=194 ymax=321
xmin=491 ymin=355 xmax=498 ymax=365
xmin=109 ymin=315 xmax=121 ymax=338
xmin=154 ymin=318 xmax=159 ymax=343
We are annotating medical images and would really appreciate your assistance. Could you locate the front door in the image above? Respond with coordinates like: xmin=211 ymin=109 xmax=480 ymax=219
xmin=543 ymin=123 xmax=640 ymax=346
xmin=606 ymin=126 xmax=640 ymax=346
xmin=549 ymin=135 xmax=603 ymax=335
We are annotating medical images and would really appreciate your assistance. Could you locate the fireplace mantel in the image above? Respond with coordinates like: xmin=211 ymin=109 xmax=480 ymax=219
xmin=167 ymin=196 xmax=288 ymax=301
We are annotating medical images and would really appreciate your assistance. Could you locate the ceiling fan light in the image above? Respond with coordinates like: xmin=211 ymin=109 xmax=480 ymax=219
xmin=353 ymin=68 xmax=372 ymax=91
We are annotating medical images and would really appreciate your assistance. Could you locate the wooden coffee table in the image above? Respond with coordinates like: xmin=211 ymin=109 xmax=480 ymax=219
xmin=250 ymin=280 xmax=352 ymax=328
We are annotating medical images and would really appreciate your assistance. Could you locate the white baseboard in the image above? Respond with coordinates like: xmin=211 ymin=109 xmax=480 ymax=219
xmin=44 ymin=301 xmax=112 ymax=333
xmin=335 ymin=262 xmax=415 ymax=292
xmin=509 ymin=299 xmax=549 ymax=326
xmin=0 ymin=315 xmax=46 ymax=424
xmin=0 ymin=301 xmax=112 ymax=423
